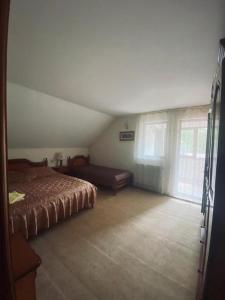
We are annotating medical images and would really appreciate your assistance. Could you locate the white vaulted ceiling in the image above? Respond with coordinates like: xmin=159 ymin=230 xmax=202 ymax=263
xmin=8 ymin=0 xmax=225 ymax=116
xmin=7 ymin=82 xmax=113 ymax=148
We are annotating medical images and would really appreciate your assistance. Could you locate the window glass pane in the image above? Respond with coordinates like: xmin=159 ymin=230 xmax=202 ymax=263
xmin=180 ymin=129 xmax=194 ymax=156
xmin=177 ymin=118 xmax=208 ymax=202
xmin=144 ymin=125 xmax=154 ymax=156
xmin=143 ymin=122 xmax=166 ymax=157
xmin=197 ymin=128 xmax=207 ymax=158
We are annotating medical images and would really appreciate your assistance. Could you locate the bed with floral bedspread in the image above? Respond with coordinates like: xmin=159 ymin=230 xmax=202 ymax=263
xmin=8 ymin=160 xmax=97 ymax=239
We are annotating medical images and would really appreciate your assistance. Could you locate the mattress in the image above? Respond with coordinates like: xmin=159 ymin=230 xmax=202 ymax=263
xmin=8 ymin=167 xmax=97 ymax=239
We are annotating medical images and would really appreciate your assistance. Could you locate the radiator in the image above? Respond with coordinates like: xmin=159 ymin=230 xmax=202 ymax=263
xmin=134 ymin=164 xmax=162 ymax=193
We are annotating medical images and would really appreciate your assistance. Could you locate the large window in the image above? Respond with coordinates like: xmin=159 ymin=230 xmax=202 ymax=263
xmin=134 ymin=107 xmax=209 ymax=202
xmin=175 ymin=119 xmax=207 ymax=201
xmin=143 ymin=122 xmax=167 ymax=158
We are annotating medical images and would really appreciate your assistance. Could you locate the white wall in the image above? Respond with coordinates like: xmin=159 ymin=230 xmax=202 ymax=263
xmin=90 ymin=115 xmax=137 ymax=172
xmin=7 ymin=82 xmax=113 ymax=148
xmin=8 ymin=147 xmax=88 ymax=167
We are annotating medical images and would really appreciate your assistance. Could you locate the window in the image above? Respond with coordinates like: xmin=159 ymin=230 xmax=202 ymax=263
xmin=180 ymin=128 xmax=194 ymax=156
xmin=197 ymin=128 xmax=207 ymax=158
xmin=143 ymin=122 xmax=167 ymax=158
xmin=175 ymin=119 xmax=207 ymax=201
xmin=134 ymin=112 xmax=168 ymax=164
xmin=134 ymin=107 xmax=208 ymax=201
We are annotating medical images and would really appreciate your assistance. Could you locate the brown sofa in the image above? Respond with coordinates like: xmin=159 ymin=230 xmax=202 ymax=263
xmin=68 ymin=156 xmax=132 ymax=194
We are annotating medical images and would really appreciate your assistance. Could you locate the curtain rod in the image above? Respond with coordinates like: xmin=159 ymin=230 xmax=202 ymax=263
xmin=122 ymin=104 xmax=210 ymax=117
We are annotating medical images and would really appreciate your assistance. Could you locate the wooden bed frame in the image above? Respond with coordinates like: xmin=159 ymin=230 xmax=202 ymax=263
xmin=8 ymin=158 xmax=48 ymax=171
xmin=8 ymin=157 xmax=97 ymax=239
xmin=67 ymin=155 xmax=89 ymax=168
xmin=67 ymin=155 xmax=132 ymax=194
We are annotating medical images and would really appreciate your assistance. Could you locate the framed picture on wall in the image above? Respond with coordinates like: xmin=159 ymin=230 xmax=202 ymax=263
xmin=119 ymin=131 xmax=135 ymax=141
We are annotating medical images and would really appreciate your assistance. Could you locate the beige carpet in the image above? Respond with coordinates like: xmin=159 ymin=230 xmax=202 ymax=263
xmin=30 ymin=187 xmax=201 ymax=300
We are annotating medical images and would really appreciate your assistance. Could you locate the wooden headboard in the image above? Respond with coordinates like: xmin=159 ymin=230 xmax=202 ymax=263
xmin=67 ymin=155 xmax=90 ymax=168
xmin=8 ymin=158 xmax=48 ymax=172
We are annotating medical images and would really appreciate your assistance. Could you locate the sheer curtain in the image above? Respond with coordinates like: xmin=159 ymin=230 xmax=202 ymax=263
xmin=134 ymin=111 xmax=168 ymax=165
xmin=134 ymin=106 xmax=209 ymax=200
xmin=171 ymin=107 xmax=209 ymax=201
xmin=134 ymin=111 xmax=169 ymax=193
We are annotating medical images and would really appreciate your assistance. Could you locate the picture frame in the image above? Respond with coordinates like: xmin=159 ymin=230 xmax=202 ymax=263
xmin=119 ymin=131 xmax=135 ymax=141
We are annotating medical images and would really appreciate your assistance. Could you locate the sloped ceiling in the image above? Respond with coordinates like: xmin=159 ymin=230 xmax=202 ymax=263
xmin=8 ymin=0 xmax=225 ymax=116
xmin=7 ymin=83 xmax=113 ymax=148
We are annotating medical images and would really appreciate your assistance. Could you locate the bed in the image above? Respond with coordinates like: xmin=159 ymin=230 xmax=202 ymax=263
xmin=8 ymin=159 xmax=97 ymax=239
xmin=67 ymin=156 xmax=132 ymax=194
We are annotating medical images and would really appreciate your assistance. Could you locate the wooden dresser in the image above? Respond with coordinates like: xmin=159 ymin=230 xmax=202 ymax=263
xmin=11 ymin=234 xmax=41 ymax=300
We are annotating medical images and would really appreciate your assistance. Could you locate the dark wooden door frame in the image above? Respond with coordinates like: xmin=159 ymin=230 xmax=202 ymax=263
xmin=0 ymin=0 xmax=15 ymax=299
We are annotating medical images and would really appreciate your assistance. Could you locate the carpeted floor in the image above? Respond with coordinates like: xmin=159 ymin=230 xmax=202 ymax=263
xmin=30 ymin=187 xmax=201 ymax=300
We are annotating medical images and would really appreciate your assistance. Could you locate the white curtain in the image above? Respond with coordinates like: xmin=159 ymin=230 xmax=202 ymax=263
xmin=134 ymin=111 xmax=168 ymax=165
xmin=134 ymin=111 xmax=169 ymax=193
xmin=134 ymin=106 xmax=209 ymax=199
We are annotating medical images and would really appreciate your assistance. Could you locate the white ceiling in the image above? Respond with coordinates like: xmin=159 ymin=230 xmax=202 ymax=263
xmin=8 ymin=0 xmax=225 ymax=116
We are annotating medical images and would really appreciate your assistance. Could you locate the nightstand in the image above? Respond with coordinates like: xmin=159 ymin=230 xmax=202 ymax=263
xmin=52 ymin=166 xmax=70 ymax=175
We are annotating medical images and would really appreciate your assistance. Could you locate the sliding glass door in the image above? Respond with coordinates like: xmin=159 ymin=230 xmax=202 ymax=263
xmin=175 ymin=119 xmax=207 ymax=203
xmin=134 ymin=107 xmax=208 ymax=202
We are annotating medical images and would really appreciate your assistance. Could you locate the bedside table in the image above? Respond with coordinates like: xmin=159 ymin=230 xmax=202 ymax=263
xmin=52 ymin=166 xmax=70 ymax=175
